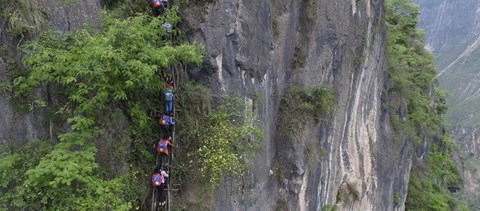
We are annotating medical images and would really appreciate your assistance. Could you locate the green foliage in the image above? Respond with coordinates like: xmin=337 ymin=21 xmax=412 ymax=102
xmin=291 ymin=46 xmax=307 ymax=69
xmin=304 ymin=0 xmax=317 ymax=22
xmin=0 ymin=140 xmax=52 ymax=208
xmin=385 ymin=0 xmax=465 ymax=209
xmin=5 ymin=9 xmax=204 ymax=209
xmin=1 ymin=140 xmax=131 ymax=210
xmin=0 ymin=0 xmax=46 ymax=37
xmin=105 ymin=0 xmax=151 ymax=19
xmin=428 ymin=137 xmax=461 ymax=186
xmin=322 ymin=204 xmax=338 ymax=211
xmin=272 ymin=17 xmax=280 ymax=38
xmin=405 ymin=175 xmax=460 ymax=211
xmin=319 ymin=148 xmax=327 ymax=158
xmin=274 ymin=199 xmax=288 ymax=211
xmin=393 ymin=191 xmax=401 ymax=206
xmin=306 ymin=141 xmax=320 ymax=168
xmin=196 ymin=98 xmax=262 ymax=186
xmin=386 ymin=0 xmax=447 ymax=144
xmin=19 ymin=8 xmax=203 ymax=126
xmin=175 ymin=87 xmax=263 ymax=188
xmin=277 ymin=85 xmax=335 ymax=138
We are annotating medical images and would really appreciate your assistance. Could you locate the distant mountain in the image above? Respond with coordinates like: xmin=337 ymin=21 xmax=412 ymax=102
xmin=416 ymin=0 xmax=480 ymax=127
xmin=416 ymin=0 xmax=480 ymax=209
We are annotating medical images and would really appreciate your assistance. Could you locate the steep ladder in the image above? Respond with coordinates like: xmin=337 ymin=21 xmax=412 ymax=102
xmin=151 ymin=64 xmax=182 ymax=211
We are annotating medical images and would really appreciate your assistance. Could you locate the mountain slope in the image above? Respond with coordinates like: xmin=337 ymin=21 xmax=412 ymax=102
xmin=416 ymin=0 xmax=480 ymax=209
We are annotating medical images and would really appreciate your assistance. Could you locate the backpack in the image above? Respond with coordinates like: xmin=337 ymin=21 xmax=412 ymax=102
xmin=159 ymin=115 xmax=173 ymax=126
xmin=152 ymin=0 xmax=161 ymax=7
xmin=152 ymin=173 xmax=163 ymax=186
xmin=156 ymin=139 xmax=169 ymax=154
xmin=159 ymin=115 xmax=168 ymax=125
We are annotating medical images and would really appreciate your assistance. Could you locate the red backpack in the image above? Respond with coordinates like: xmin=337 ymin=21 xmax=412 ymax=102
xmin=152 ymin=0 xmax=161 ymax=7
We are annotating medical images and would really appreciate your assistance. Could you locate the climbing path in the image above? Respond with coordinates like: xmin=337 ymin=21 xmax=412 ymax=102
xmin=151 ymin=65 xmax=178 ymax=211
xmin=150 ymin=1 xmax=182 ymax=210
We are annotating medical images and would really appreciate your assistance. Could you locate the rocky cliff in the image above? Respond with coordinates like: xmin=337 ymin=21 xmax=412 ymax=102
xmin=0 ymin=0 xmax=101 ymax=145
xmin=0 ymin=0 xmax=417 ymax=210
xmin=182 ymin=0 xmax=411 ymax=210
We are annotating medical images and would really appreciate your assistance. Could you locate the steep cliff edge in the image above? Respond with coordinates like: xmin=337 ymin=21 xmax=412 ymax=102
xmin=0 ymin=0 xmax=460 ymax=210
xmin=181 ymin=0 xmax=411 ymax=210
xmin=416 ymin=0 xmax=480 ymax=209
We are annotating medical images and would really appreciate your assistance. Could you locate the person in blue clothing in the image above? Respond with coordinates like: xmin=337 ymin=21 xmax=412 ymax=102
xmin=164 ymin=83 xmax=174 ymax=114
xmin=162 ymin=22 xmax=172 ymax=31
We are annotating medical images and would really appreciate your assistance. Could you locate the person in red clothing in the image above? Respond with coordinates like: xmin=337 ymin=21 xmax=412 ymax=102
xmin=154 ymin=135 xmax=174 ymax=167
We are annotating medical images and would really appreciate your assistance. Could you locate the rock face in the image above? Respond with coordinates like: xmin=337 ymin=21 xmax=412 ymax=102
xmin=38 ymin=0 xmax=102 ymax=31
xmin=1 ymin=0 xmax=415 ymax=210
xmin=0 ymin=0 xmax=102 ymax=145
xmin=183 ymin=0 xmax=411 ymax=210
xmin=451 ymin=125 xmax=480 ymax=208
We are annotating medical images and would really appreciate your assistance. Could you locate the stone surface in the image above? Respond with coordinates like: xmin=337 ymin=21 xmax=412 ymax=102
xmin=0 ymin=0 xmax=420 ymax=210
xmin=0 ymin=0 xmax=102 ymax=143
xmin=39 ymin=0 xmax=102 ymax=32
xmin=182 ymin=0 xmax=412 ymax=210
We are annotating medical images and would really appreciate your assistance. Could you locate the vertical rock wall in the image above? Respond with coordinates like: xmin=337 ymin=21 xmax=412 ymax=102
xmin=0 ymin=0 xmax=101 ymax=143
xmin=183 ymin=0 xmax=411 ymax=210
xmin=0 ymin=0 xmax=416 ymax=210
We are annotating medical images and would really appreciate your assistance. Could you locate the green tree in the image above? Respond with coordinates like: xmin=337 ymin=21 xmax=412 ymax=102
xmin=385 ymin=0 xmax=464 ymax=209
xmin=2 ymin=7 xmax=204 ymax=209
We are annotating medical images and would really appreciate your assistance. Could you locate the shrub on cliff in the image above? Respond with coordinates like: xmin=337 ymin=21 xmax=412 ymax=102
xmin=277 ymin=85 xmax=335 ymax=138
xmin=2 ymin=8 xmax=203 ymax=209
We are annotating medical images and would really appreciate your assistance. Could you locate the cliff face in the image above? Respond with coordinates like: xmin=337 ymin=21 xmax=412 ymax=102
xmin=0 ymin=0 xmax=101 ymax=145
xmin=0 ymin=0 xmax=415 ymax=210
xmin=451 ymin=125 xmax=480 ymax=208
xmin=183 ymin=0 xmax=410 ymax=210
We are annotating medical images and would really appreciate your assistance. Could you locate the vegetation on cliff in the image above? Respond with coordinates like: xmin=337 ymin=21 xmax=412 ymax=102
xmin=385 ymin=0 xmax=466 ymax=209
xmin=277 ymin=85 xmax=335 ymax=138
xmin=0 ymin=4 xmax=261 ymax=210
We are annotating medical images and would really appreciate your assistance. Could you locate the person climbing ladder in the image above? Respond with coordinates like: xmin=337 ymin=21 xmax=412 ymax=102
xmin=163 ymin=67 xmax=173 ymax=85
xmin=159 ymin=113 xmax=174 ymax=131
xmin=152 ymin=165 xmax=169 ymax=207
xmin=164 ymin=82 xmax=174 ymax=114
xmin=154 ymin=135 xmax=175 ymax=167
